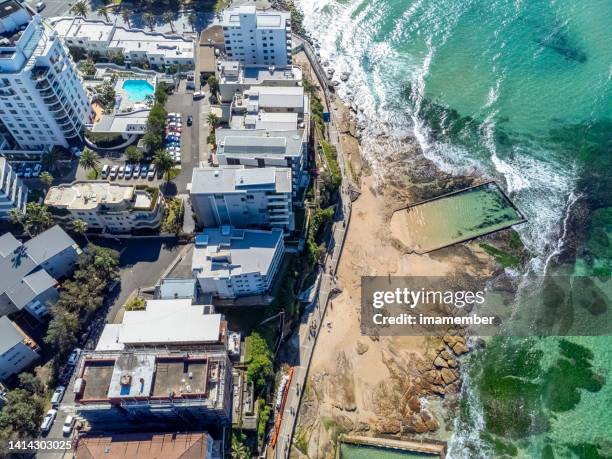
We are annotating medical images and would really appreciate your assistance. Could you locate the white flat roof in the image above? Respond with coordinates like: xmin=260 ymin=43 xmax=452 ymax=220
xmin=119 ymin=299 xmax=222 ymax=345
xmin=95 ymin=324 xmax=124 ymax=351
xmin=45 ymin=181 xmax=134 ymax=210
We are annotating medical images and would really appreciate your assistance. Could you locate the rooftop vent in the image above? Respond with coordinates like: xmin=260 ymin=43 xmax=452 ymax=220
xmin=120 ymin=374 xmax=132 ymax=386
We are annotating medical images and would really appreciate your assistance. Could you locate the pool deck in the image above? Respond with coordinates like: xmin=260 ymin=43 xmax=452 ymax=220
xmin=392 ymin=180 xmax=527 ymax=254
xmin=114 ymin=77 xmax=156 ymax=111
xmin=339 ymin=435 xmax=446 ymax=458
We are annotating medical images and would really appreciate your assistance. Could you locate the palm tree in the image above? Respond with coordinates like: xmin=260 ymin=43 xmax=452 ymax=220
xmin=39 ymin=171 xmax=54 ymax=190
xmin=8 ymin=208 xmax=24 ymax=228
xmin=162 ymin=11 xmax=175 ymax=33
xmin=97 ymin=6 xmax=110 ymax=22
xmin=121 ymin=9 xmax=131 ymax=28
xmin=143 ymin=12 xmax=156 ymax=32
xmin=23 ymin=203 xmax=53 ymax=236
xmin=72 ymin=219 xmax=89 ymax=243
xmin=207 ymin=112 xmax=220 ymax=130
xmin=79 ymin=148 xmax=101 ymax=178
xmin=69 ymin=1 xmax=88 ymax=18
xmin=153 ymin=150 xmax=175 ymax=184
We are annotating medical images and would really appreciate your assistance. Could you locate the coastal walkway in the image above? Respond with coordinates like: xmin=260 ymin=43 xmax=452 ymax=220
xmin=269 ymin=38 xmax=354 ymax=459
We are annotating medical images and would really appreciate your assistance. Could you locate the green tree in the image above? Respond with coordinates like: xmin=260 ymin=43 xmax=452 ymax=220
xmin=44 ymin=312 xmax=79 ymax=353
xmin=121 ymin=8 xmax=131 ymax=28
xmin=154 ymin=83 xmax=168 ymax=105
xmin=207 ymin=75 xmax=219 ymax=94
xmin=108 ymin=50 xmax=125 ymax=65
xmin=89 ymin=244 xmax=120 ymax=281
xmin=17 ymin=373 xmax=44 ymax=396
xmin=39 ymin=171 xmax=53 ymax=190
xmin=153 ymin=150 xmax=175 ymax=183
xmin=95 ymin=80 xmax=116 ymax=111
xmin=231 ymin=430 xmax=250 ymax=459
xmin=246 ymin=333 xmax=274 ymax=393
xmin=0 ymin=389 xmax=45 ymax=438
xmin=81 ymin=57 xmax=96 ymax=76
xmin=207 ymin=112 xmax=220 ymax=130
xmin=79 ymin=148 xmax=101 ymax=176
xmin=72 ymin=219 xmax=89 ymax=242
xmin=69 ymin=0 xmax=88 ymax=17
xmin=142 ymin=131 xmax=162 ymax=153
xmin=162 ymin=11 xmax=175 ymax=33
xmin=23 ymin=202 xmax=53 ymax=236
xmin=97 ymin=5 xmax=110 ymax=21
xmin=7 ymin=207 xmax=24 ymax=228
xmin=143 ymin=12 xmax=156 ymax=31
xmin=125 ymin=146 xmax=144 ymax=163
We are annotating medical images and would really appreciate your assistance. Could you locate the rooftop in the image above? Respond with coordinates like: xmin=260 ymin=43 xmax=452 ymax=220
xmin=216 ymin=128 xmax=304 ymax=159
xmin=219 ymin=5 xmax=290 ymax=30
xmin=50 ymin=17 xmax=194 ymax=60
xmin=45 ymin=181 xmax=135 ymax=210
xmin=157 ymin=278 xmax=197 ymax=300
xmin=75 ymin=432 xmax=213 ymax=459
xmin=190 ymin=166 xmax=291 ymax=195
xmin=78 ymin=349 xmax=229 ymax=404
xmin=192 ymin=227 xmax=283 ymax=279
xmin=0 ymin=316 xmax=23 ymax=353
xmin=0 ymin=226 xmax=77 ymax=303
xmin=118 ymin=299 xmax=224 ymax=346
xmin=3 ymin=269 xmax=56 ymax=309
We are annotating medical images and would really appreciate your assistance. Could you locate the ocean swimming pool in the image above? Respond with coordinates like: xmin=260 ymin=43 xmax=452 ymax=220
xmin=121 ymin=79 xmax=155 ymax=101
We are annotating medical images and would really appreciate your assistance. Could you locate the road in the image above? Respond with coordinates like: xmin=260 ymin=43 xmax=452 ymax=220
xmin=270 ymin=44 xmax=355 ymax=459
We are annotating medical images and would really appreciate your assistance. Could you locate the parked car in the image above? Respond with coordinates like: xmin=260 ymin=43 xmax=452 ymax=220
xmin=118 ymin=166 xmax=125 ymax=178
xmin=67 ymin=348 xmax=81 ymax=367
xmin=15 ymin=164 xmax=24 ymax=177
xmin=140 ymin=166 xmax=148 ymax=178
xmin=174 ymin=154 xmax=181 ymax=164
xmin=51 ymin=386 xmax=66 ymax=407
xmin=147 ymin=165 xmax=156 ymax=179
xmin=24 ymin=167 xmax=32 ymax=178
xmin=40 ymin=409 xmax=57 ymax=432
xmin=193 ymin=91 xmax=204 ymax=100
xmin=62 ymin=415 xmax=75 ymax=436
xmin=33 ymin=164 xmax=42 ymax=177
xmin=110 ymin=165 xmax=118 ymax=179
xmin=187 ymin=115 xmax=193 ymax=126
xmin=35 ymin=1 xmax=45 ymax=12
xmin=168 ymin=112 xmax=180 ymax=118
xmin=133 ymin=164 xmax=140 ymax=176
xmin=101 ymin=164 xmax=110 ymax=178
xmin=59 ymin=366 xmax=73 ymax=384
xmin=125 ymin=164 xmax=133 ymax=178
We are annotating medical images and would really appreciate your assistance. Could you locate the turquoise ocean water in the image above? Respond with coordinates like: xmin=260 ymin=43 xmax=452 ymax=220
xmin=297 ymin=0 xmax=612 ymax=457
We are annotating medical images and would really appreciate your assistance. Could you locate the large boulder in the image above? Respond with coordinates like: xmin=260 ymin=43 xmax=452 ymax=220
xmin=441 ymin=368 xmax=458 ymax=385
xmin=434 ymin=356 xmax=449 ymax=368
xmin=453 ymin=342 xmax=469 ymax=355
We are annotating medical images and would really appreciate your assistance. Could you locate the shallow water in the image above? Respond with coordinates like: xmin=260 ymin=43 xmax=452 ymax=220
xmin=340 ymin=443 xmax=437 ymax=459
xmin=396 ymin=182 xmax=524 ymax=253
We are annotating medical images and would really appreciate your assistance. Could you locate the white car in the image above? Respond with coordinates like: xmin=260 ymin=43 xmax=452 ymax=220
xmin=118 ymin=166 xmax=125 ymax=178
xmin=125 ymin=164 xmax=133 ymax=178
xmin=147 ymin=165 xmax=156 ymax=179
xmin=62 ymin=415 xmax=75 ymax=436
xmin=174 ymin=154 xmax=181 ymax=164
xmin=51 ymin=386 xmax=66 ymax=407
xmin=67 ymin=348 xmax=81 ymax=367
xmin=110 ymin=165 xmax=118 ymax=179
xmin=33 ymin=164 xmax=42 ymax=177
xmin=40 ymin=409 xmax=57 ymax=432
xmin=24 ymin=167 xmax=32 ymax=178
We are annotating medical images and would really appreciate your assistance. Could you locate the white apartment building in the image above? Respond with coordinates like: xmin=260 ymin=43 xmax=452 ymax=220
xmin=0 ymin=317 xmax=39 ymax=381
xmin=96 ymin=298 xmax=226 ymax=351
xmin=217 ymin=60 xmax=302 ymax=103
xmin=192 ymin=226 xmax=284 ymax=299
xmin=215 ymin=128 xmax=308 ymax=195
xmin=219 ymin=5 xmax=291 ymax=67
xmin=51 ymin=17 xmax=195 ymax=70
xmin=230 ymin=86 xmax=308 ymax=131
xmin=0 ymin=3 xmax=91 ymax=157
xmin=0 ymin=157 xmax=28 ymax=218
xmin=44 ymin=181 xmax=165 ymax=233
xmin=190 ymin=166 xmax=293 ymax=231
